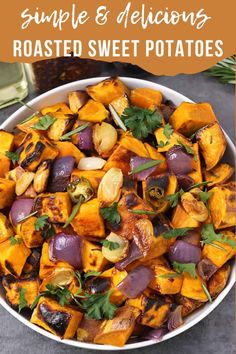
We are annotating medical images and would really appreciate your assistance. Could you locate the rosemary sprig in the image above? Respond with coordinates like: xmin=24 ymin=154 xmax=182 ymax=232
xmin=206 ymin=56 xmax=236 ymax=84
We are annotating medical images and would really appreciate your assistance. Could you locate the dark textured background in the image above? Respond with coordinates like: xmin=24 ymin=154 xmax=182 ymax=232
xmin=0 ymin=71 xmax=235 ymax=354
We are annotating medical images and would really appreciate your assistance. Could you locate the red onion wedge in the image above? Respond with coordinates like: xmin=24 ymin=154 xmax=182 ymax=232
xmin=177 ymin=175 xmax=195 ymax=191
xmin=48 ymin=156 xmax=75 ymax=192
xmin=168 ymin=305 xmax=183 ymax=331
xmin=197 ymin=258 xmax=217 ymax=281
xmin=74 ymin=123 xmax=93 ymax=151
xmin=49 ymin=233 xmax=82 ymax=269
xmin=115 ymin=240 xmax=142 ymax=270
xmin=142 ymin=327 xmax=167 ymax=341
xmin=130 ymin=157 xmax=161 ymax=181
xmin=10 ymin=198 xmax=34 ymax=226
xmin=166 ymin=146 xmax=193 ymax=175
xmin=117 ymin=265 xmax=154 ymax=298
xmin=169 ymin=240 xmax=201 ymax=264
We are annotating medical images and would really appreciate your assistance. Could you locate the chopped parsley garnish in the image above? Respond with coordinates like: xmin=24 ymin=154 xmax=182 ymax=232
xmin=10 ymin=236 xmax=22 ymax=245
xmin=5 ymin=151 xmax=20 ymax=165
xmin=172 ymin=261 xmax=197 ymax=278
xmin=201 ymin=223 xmax=236 ymax=249
xmin=158 ymin=140 xmax=170 ymax=148
xmin=18 ymin=288 xmax=27 ymax=312
xmin=100 ymin=240 xmax=120 ymax=250
xmin=163 ymin=123 xmax=174 ymax=139
xmin=32 ymin=115 xmax=56 ymax=130
xmin=163 ymin=227 xmax=193 ymax=239
xmin=100 ymin=203 xmax=121 ymax=224
xmin=177 ymin=140 xmax=195 ymax=156
xmin=166 ymin=189 xmax=184 ymax=208
xmin=35 ymin=215 xmax=55 ymax=239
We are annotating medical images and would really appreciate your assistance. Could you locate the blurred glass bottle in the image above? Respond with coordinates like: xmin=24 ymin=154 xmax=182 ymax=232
xmin=0 ymin=62 xmax=28 ymax=109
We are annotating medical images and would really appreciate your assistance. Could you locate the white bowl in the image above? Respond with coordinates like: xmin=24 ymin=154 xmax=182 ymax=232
xmin=0 ymin=77 xmax=235 ymax=351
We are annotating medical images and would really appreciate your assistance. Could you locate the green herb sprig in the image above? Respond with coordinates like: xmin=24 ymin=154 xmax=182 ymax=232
xmin=163 ymin=123 xmax=173 ymax=139
xmin=100 ymin=240 xmax=120 ymax=250
xmin=172 ymin=261 xmax=197 ymax=278
xmin=100 ymin=203 xmax=121 ymax=224
xmin=201 ymin=223 xmax=236 ymax=250
xmin=19 ymin=288 xmax=27 ymax=312
xmin=129 ymin=159 xmax=162 ymax=175
xmin=163 ymin=227 xmax=193 ymax=239
xmin=60 ymin=123 xmax=90 ymax=141
xmin=32 ymin=115 xmax=56 ymax=130
xmin=5 ymin=151 xmax=20 ymax=165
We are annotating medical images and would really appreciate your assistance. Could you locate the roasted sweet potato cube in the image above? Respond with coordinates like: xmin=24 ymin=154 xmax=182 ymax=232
xmin=34 ymin=192 xmax=72 ymax=224
xmin=110 ymin=94 xmax=129 ymax=116
xmin=144 ymin=143 xmax=167 ymax=173
xmin=170 ymin=102 xmax=217 ymax=136
xmin=54 ymin=141 xmax=84 ymax=163
xmin=208 ymin=263 xmax=230 ymax=298
xmin=39 ymin=242 xmax=73 ymax=279
xmin=71 ymin=198 xmax=105 ymax=238
xmin=126 ymin=292 xmax=170 ymax=328
xmin=0 ymin=237 xmax=30 ymax=277
xmin=78 ymin=99 xmax=109 ymax=123
xmin=0 ymin=212 xmax=14 ymax=244
xmin=16 ymin=216 xmax=44 ymax=248
xmin=119 ymin=134 xmax=149 ymax=157
xmin=71 ymin=169 xmax=105 ymax=191
xmin=31 ymin=296 xmax=83 ymax=339
xmin=171 ymin=204 xmax=200 ymax=228
xmin=208 ymin=182 xmax=236 ymax=229
xmin=0 ymin=130 xmax=14 ymax=153
xmin=16 ymin=115 xmax=41 ymax=134
xmin=87 ymin=77 xmax=129 ymax=106
xmin=103 ymin=145 xmax=135 ymax=175
xmin=13 ymin=132 xmax=26 ymax=149
xmin=181 ymin=273 xmax=208 ymax=302
xmin=0 ymin=153 xmax=11 ymax=178
xmin=148 ymin=265 xmax=183 ymax=294
xmin=197 ymin=123 xmax=226 ymax=171
xmin=188 ymin=143 xmax=202 ymax=184
xmin=19 ymin=131 xmax=58 ymax=171
xmin=175 ymin=294 xmax=204 ymax=317
xmin=204 ymin=163 xmax=234 ymax=187
xmin=94 ymin=305 xmax=139 ymax=346
xmin=47 ymin=115 xmax=74 ymax=141
xmin=130 ymin=88 xmax=162 ymax=110
xmin=41 ymin=102 xmax=73 ymax=115
xmin=2 ymin=275 xmax=40 ymax=308
xmin=202 ymin=230 xmax=236 ymax=268
xmin=155 ymin=127 xmax=192 ymax=152
xmin=77 ymin=318 xmax=103 ymax=343
xmin=68 ymin=91 xmax=89 ymax=113
xmin=82 ymin=240 xmax=109 ymax=273
xmin=102 ymin=267 xmax=128 ymax=305
xmin=0 ymin=178 xmax=15 ymax=209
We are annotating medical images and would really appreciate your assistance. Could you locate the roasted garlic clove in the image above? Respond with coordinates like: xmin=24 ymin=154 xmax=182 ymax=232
xmin=34 ymin=160 xmax=51 ymax=193
xmin=93 ymin=122 xmax=118 ymax=157
xmin=134 ymin=218 xmax=153 ymax=257
xmin=16 ymin=171 xmax=35 ymax=196
xmin=181 ymin=189 xmax=208 ymax=222
xmin=39 ymin=267 xmax=75 ymax=292
xmin=102 ymin=232 xmax=129 ymax=263
xmin=97 ymin=167 xmax=123 ymax=207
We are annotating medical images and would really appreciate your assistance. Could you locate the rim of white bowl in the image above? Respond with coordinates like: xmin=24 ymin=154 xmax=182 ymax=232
xmin=0 ymin=77 xmax=235 ymax=351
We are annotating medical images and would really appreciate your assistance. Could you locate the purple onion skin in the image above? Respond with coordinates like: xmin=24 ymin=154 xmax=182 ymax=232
xmin=197 ymin=258 xmax=217 ymax=281
xmin=77 ymin=125 xmax=93 ymax=150
xmin=169 ymin=240 xmax=201 ymax=264
xmin=181 ymin=230 xmax=201 ymax=246
xmin=142 ymin=327 xmax=167 ymax=341
xmin=49 ymin=233 xmax=82 ymax=269
xmin=166 ymin=146 xmax=193 ymax=175
xmin=177 ymin=175 xmax=195 ymax=191
xmin=115 ymin=240 xmax=142 ymax=270
xmin=117 ymin=266 xmax=154 ymax=298
xmin=167 ymin=305 xmax=183 ymax=332
xmin=48 ymin=156 xmax=75 ymax=192
xmin=10 ymin=198 xmax=34 ymax=226
xmin=130 ymin=157 xmax=158 ymax=181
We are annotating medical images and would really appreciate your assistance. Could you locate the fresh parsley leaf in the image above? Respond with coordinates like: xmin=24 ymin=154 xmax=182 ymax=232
xmin=121 ymin=106 xmax=163 ymax=140
xmin=172 ymin=261 xmax=197 ymax=278
xmin=163 ymin=227 xmax=193 ymax=239
xmin=18 ymin=288 xmax=27 ymax=312
xmin=201 ymin=283 xmax=213 ymax=303
xmin=100 ymin=203 xmax=121 ymax=224
xmin=166 ymin=189 xmax=184 ymax=208
xmin=101 ymin=240 xmax=120 ymax=250
xmin=35 ymin=215 xmax=49 ymax=231
xmin=201 ymin=223 xmax=236 ymax=249
xmin=158 ymin=140 xmax=169 ymax=148
xmin=5 ymin=151 xmax=19 ymax=165
xmin=45 ymin=284 xmax=72 ymax=306
xmin=10 ymin=236 xmax=22 ymax=245
xmin=80 ymin=290 xmax=117 ymax=320
xmin=32 ymin=115 xmax=56 ymax=130
xmin=128 ymin=209 xmax=156 ymax=215
xmin=163 ymin=123 xmax=173 ymax=139
xmin=129 ymin=159 xmax=162 ymax=175
xmin=177 ymin=140 xmax=195 ymax=156
xmin=60 ymin=123 xmax=90 ymax=141
xmin=158 ymin=273 xmax=181 ymax=279
xmin=84 ymin=271 xmax=101 ymax=279
xmin=199 ymin=190 xmax=213 ymax=204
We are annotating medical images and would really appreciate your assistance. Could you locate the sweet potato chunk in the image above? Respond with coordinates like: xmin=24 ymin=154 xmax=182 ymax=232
xmin=71 ymin=198 xmax=105 ymax=238
xmin=202 ymin=230 xmax=236 ymax=268
xmin=54 ymin=141 xmax=84 ymax=163
xmin=47 ymin=114 xmax=74 ymax=141
xmin=149 ymin=265 xmax=183 ymax=294
xmin=144 ymin=143 xmax=167 ymax=173
xmin=71 ymin=169 xmax=105 ymax=191
xmin=31 ymin=296 xmax=83 ymax=339
xmin=94 ymin=306 xmax=139 ymax=346
xmin=78 ymin=99 xmax=109 ymax=123
xmin=2 ymin=275 xmax=40 ymax=309
xmin=77 ymin=317 xmax=103 ymax=343
xmin=0 ymin=237 xmax=30 ymax=277
xmin=110 ymin=94 xmax=129 ymax=116
xmin=208 ymin=182 xmax=236 ymax=229
xmin=130 ymin=88 xmax=162 ymax=110
xmin=0 ymin=178 xmax=15 ymax=209
xmin=175 ymin=294 xmax=204 ymax=317
xmin=41 ymin=102 xmax=72 ymax=115
xmin=197 ymin=123 xmax=226 ymax=171
xmin=170 ymin=102 xmax=217 ymax=136
xmin=87 ymin=77 xmax=129 ymax=106
xmin=119 ymin=134 xmax=149 ymax=157
xmin=104 ymin=145 xmax=135 ymax=175
xmin=155 ymin=127 xmax=192 ymax=152
xmin=0 ymin=153 xmax=11 ymax=178
xmin=188 ymin=143 xmax=202 ymax=184
xmin=181 ymin=273 xmax=208 ymax=302
xmin=16 ymin=216 xmax=44 ymax=248
xmin=0 ymin=212 xmax=14 ymax=244
xmin=101 ymin=267 xmax=128 ymax=305
xmin=19 ymin=131 xmax=58 ymax=171
xmin=171 ymin=204 xmax=200 ymax=228
xmin=82 ymin=240 xmax=109 ymax=273
xmin=204 ymin=163 xmax=234 ymax=187
xmin=208 ymin=263 xmax=230 ymax=298
xmin=34 ymin=192 xmax=72 ymax=224
xmin=68 ymin=91 xmax=89 ymax=113
xmin=0 ymin=130 xmax=14 ymax=153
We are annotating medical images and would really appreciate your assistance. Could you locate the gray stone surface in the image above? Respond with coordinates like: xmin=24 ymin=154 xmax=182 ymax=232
xmin=0 ymin=71 xmax=235 ymax=354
